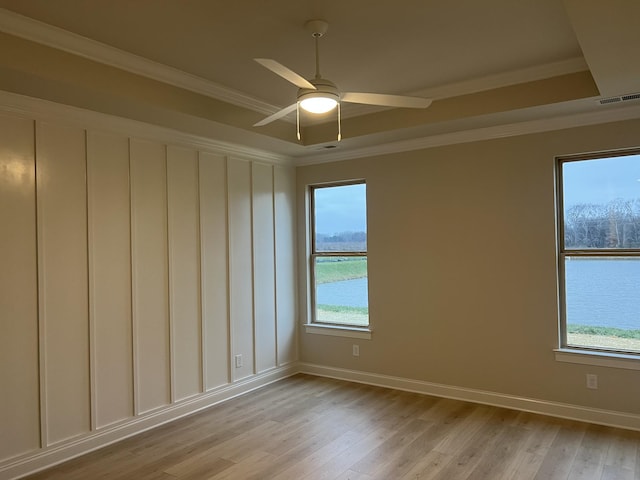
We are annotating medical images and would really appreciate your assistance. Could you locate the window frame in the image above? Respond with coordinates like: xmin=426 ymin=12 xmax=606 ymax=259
xmin=309 ymin=180 xmax=370 ymax=330
xmin=556 ymin=148 xmax=640 ymax=359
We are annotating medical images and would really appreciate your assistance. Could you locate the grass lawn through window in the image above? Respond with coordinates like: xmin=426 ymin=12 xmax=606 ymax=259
xmin=568 ymin=325 xmax=640 ymax=352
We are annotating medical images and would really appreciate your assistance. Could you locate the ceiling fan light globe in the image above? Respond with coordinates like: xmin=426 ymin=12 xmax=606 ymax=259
xmin=299 ymin=95 xmax=338 ymax=114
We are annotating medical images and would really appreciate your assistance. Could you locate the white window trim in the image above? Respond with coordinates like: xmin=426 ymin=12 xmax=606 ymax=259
xmin=555 ymin=150 xmax=640 ymax=363
xmin=304 ymin=323 xmax=372 ymax=340
xmin=308 ymin=181 xmax=370 ymax=332
xmin=554 ymin=348 xmax=640 ymax=371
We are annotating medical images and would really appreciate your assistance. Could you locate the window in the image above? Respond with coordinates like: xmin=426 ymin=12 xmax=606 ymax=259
xmin=310 ymin=182 xmax=369 ymax=328
xmin=557 ymin=151 xmax=640 ymax=355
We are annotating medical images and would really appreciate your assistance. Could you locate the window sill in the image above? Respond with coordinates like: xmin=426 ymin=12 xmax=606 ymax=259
xmin=554 ymin=348 xmax=640 ymax=371
xmin=304 ymin=324 xmax=372 ymax=340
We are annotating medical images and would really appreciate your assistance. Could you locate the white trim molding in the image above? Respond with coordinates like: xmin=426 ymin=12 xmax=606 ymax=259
xmin=344 ymin=57 xmax=590 ymax=118
xmin=0 ymin=365 xmax=296 ymax=480
xmin=0 ymin=8 xmax=278 ymax=117
xmin=298 ymin=362 xmax=640 ymax=432
xmin=304 ymin=324 xmax=372 ymax=340
xmin=555 ymin=348 xmax=640 ymax=371
xmin=414 ymin=57 xmax=589 ymax=101
xmin=0 ymin=90 xmax=292 ymax=166
xmin=298 ymin=101 xmax=640 ymax=165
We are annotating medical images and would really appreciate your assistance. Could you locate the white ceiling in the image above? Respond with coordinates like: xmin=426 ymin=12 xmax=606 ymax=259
xmin=0 ymin=0 xmax=639 ymax=162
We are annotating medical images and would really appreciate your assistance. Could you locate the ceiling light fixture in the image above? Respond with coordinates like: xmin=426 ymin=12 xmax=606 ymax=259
xmin=291 ymin=43 xmax=342 ymax=140
xmin=297 ymin=77 xmax=339 ymax=113
xmin=299 ymin=93 xmax=338 ymax=114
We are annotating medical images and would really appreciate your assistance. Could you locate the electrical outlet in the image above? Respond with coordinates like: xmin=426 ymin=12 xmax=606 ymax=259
xmin=235 ymin=354 xmax=243 ymax=368
xmin=586 ymin=373 xmax=598 ymax=389
xmin=352 ymin=344 xmax=360 ymax=357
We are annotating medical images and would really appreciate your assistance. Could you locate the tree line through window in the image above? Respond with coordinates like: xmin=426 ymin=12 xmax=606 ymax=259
xmin=565 ymin=198 xmax=640 ymax=248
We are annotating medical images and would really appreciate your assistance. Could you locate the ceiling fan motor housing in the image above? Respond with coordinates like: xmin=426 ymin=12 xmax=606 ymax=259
xmin=297 ymin=77 xmax=340 ymax=103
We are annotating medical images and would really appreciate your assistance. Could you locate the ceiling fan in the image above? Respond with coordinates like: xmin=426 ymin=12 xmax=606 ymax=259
xmin=253 ymin=19 xmax=432 ymax=140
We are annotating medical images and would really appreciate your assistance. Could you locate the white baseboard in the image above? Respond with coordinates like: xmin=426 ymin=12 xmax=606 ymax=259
xmin=1 ymin=365 xmax=297 ymax=480
xmin=298 ymin=362 xmax=640 ymax=432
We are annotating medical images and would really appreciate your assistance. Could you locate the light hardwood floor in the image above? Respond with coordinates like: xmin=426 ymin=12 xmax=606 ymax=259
xmin=24 ymin=374 xmax=640 ymax=480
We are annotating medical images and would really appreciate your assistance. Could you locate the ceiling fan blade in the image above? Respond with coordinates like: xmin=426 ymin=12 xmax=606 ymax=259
xmin=254 ymin=58 xmax=316 ymax=90
xmin=253 ymin=103 xmax=298 ymax=127
xmin=341 ymin=92 xmax=432 ymax=109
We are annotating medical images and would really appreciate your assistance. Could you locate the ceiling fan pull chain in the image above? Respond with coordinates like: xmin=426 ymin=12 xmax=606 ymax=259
xmin=337 ymin=102 xmax=341 ymax=142
xmin=296 ymin=102 xmax=301 ymax=141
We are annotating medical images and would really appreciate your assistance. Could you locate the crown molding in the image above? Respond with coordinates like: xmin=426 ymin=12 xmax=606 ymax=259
xmin=415 ymin=57 xmax=589 ymax=100
xmin=338 ymin=57 xmax=590 ymax=119
xmin=5 ymin=87 xmax=638 ymax=169
xmin=0 ymin=90 xmax=293 ymax=165
xmin=3 ymin=87 xmax=639 ymax=169
xmin=0 ymin=8 xmax=281 ymax=116
xmin=298 ymin=102 xmax=640 ymax=165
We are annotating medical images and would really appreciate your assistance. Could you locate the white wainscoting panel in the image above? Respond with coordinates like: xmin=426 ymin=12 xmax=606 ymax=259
xmin=0 ymin=114 xmax=40 ymax=460
xmin=274 ymin=165 xmax=297 ymax=366
xmin=36 ymin=122 xmax=91 ymax=446
xmin=167 ymin=146 xmax=203 ymax=401
xmin=87 ymin=131 xmax=134 ymax=429
xmin=227 ymin=158 xmax=255 ymax=381
xmin=252 ymin=162 xmax=277 ymax=373
xmin=198 ymin=152 xmax=230 ymax=390
xmin=130 ymin=139 xmax=171 ymax=413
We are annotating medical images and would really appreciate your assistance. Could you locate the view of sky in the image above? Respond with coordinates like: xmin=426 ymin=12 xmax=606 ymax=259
xmin=562 ymin=153 xmax=640 ymax=209
xmin=314 ymin=183 xmax=367 ymax=235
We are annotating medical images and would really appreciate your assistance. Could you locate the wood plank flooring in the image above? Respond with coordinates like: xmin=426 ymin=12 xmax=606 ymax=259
xmin=24 ymin=374 xmax=640 ymax=480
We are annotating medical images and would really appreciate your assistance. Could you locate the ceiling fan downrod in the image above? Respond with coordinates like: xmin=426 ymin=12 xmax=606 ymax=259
xmin=305 ymin=19 xmax=328 ymax=79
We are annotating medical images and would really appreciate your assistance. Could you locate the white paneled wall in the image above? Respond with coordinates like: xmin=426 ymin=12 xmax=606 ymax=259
xmin=198 ymin=152 xmax=230 ymax=390
xmin=252 ymin=162 xmax=277 ymax=373
xmin=274 ymin=166 xmax=297 ymax=365
xmin=87 ymin=131 xmax=134 ymax=429
xmin=227 ymin=159 xmax=255 ymax=381
xmin=0 ymin=107 xmax=297 ymax=476
xmin=167 ymin=147 xmax=202 ymax=401
xmin=36 ymin=122 xmax=91 ymax=445
xmin=130 ymin=139 xmax=172 ymax=414
xmin=0 ymin=114 xmax=40 ymax=461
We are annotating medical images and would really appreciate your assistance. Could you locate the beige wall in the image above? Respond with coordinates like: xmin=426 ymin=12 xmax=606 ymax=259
xmin=0 ymin=107 xmax=297 ymax=467
xmin=297 ymin=118 xmax=640 ymax=416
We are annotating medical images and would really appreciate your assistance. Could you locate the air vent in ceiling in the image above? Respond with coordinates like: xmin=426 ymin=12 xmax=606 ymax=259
xmin=598 ymin=93 xmax=640 ymax=105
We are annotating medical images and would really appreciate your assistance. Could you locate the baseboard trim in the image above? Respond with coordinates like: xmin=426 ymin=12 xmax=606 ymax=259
xmin=1 ymin=365 xmax=296 ymax=480
xmin=298 ymin=362 xmax=640 ymax=432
